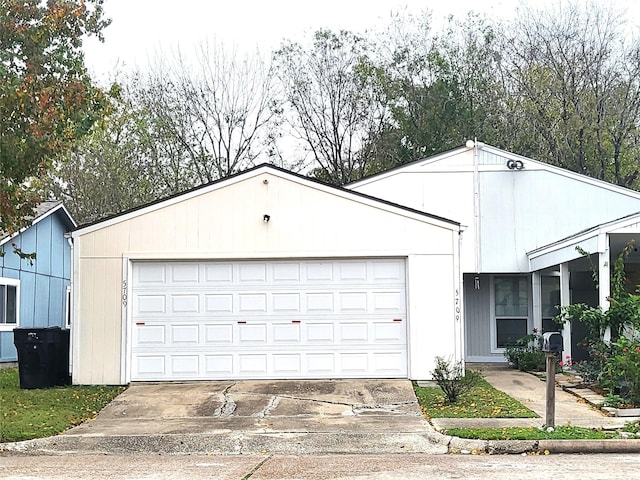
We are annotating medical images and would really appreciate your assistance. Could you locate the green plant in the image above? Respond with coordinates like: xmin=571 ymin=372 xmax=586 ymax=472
xmin=600 ymin=336 xmax=640 ymax=405
xmin=413 ymin=378 xmax=537 ymax=418
xmin=0 ymin=368 xmax=125 ymax=442
xmin=429 ymin=356 xmax=482 ymax=404
xmin=504 ymin=330 xmax=546 ymax=372
xmin=445 ymin=425 xmax=618 ymax=440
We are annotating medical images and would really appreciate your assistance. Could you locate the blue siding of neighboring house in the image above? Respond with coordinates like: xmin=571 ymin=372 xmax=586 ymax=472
xmin=0 ymin=211 xmax=72 ymax=362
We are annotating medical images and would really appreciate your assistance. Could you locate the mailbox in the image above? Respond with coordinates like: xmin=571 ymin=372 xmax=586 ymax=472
xmin=542 ymin=332 xmax=563 ymax=353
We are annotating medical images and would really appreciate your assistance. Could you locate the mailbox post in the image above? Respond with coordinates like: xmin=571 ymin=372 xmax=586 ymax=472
xmin=542 ymin=332 xmax=564 ymax=428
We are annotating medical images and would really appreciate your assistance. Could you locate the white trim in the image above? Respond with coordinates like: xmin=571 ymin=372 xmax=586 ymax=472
xmin=73 ymin=166 xmax=460 ymax=238
xmin=490 ymin=274 xmax=531 ymax=354
xmin=121 ymin=257 xmax=132 ymax=385
xmin=0 ymin=277 xmax=20 ymax=331
xmin=349 ymin=143 xmax=640 ymax=202
xmin=466 ymin=355 xmax=508 ymax=363
xmin=0 ymin=202 xmax=76 ymax=248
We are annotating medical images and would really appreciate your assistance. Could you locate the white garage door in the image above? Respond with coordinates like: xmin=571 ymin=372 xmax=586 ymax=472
xmin=130 ymin=259 xmax=407 ymax=380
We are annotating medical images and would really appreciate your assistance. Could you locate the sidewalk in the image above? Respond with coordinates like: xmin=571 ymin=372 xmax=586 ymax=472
xmin=430 ymin=363 xmax=639 ymax=431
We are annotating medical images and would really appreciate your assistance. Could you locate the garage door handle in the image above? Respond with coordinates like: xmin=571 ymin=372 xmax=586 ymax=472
xmin=292 ymin=320 xmax=301 ymax=323
xmin=237 ymin=321 xmax=247 ymax=324
xmin=393 ymin=319 xmax=403 ymax=322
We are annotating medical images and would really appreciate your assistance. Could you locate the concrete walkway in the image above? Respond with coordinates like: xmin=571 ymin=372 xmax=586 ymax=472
xmin=430 ymin=363 xmax=638 ymax=431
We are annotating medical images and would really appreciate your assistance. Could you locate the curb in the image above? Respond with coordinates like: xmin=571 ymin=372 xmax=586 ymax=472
xmin=431 ymin=429 xmax=640 ymax=454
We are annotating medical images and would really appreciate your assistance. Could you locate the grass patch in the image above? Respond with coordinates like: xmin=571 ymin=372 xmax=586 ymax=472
xmin=0 ymin=368 xmax=125 ymax=442
xmin=445 ymin=425 xmax=618 ymax=440
xmin=414 ymin=377 xmax=537 ymax=419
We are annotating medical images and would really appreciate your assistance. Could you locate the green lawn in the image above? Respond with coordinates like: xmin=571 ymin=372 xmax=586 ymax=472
xmin=413 ymin=377 xmax=633 ymax=440
xmin=414 ymin=378 xmax=538 ymax=419
xmin=0 ymin=368 xmax=125 ymax=442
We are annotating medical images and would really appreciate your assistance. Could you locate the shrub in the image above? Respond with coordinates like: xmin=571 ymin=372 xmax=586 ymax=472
xmin=430 ymin=356 xmax=482 ymax=404
xmin=504 ymin=330 xmax=546 ymax=372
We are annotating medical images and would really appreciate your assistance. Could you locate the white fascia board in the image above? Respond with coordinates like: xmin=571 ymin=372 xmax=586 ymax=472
xmin=72 ymin=165 xmax=460 ymax=239
xmin=481 ymin=145 xmax=640 ymax=201
xmin=0 ymin=202 xmax=76 ymax=248
xmin=528 ymin=235 xmax=599 ymax=271
xmin=347 ymin=147 xmax=470 ymax=188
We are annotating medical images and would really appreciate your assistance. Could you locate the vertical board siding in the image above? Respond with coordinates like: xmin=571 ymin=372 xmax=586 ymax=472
xmin=463 ymin=273 xmax=492 ymax=357
xmin=0 ymin=210 xmax=72 ymax=361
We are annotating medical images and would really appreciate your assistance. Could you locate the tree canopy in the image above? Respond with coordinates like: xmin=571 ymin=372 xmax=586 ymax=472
xmin=0 ymin=0 xmax=109 ymax=235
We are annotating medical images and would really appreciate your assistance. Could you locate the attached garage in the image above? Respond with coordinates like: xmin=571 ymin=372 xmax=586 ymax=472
xmin=131 ymin=259 xmax=407 ymax=380
xmin=71 ymin=165 xmax=462 ymax=385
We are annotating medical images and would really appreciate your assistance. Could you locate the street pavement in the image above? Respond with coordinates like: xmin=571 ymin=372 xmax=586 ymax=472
xmin=2 ymin=452 xmax=640 ymax=479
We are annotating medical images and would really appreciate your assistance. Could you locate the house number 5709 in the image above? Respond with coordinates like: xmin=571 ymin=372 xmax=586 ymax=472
xmin=122 ymin=280 xmax=128 ymax=307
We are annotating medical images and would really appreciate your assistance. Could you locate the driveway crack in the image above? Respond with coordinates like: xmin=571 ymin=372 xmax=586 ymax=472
xmin=215 ymin=382 xmax=237 ymax=417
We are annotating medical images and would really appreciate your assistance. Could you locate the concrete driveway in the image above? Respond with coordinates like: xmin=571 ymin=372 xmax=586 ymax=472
xmin=52 ymin=380 xmax=445 ymax=455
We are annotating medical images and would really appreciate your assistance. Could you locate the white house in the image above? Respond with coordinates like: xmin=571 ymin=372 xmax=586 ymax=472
xmin=70 ymin=164 xmax=462 ymax=385
xmin=349 ymin=142 xmax=640 ymax=364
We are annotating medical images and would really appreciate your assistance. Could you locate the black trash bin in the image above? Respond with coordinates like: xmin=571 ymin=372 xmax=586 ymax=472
xmin=13 ymin=327 xmax=71 ymax=389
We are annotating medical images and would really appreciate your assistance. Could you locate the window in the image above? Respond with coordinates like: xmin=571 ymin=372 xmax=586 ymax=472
xmin=0 ymin=279 xmax=19 ymax=327
xmin=542 ymin=276 xmax=561 ymax=333
xmin=494 ymin=276 xmax=528 ymax=348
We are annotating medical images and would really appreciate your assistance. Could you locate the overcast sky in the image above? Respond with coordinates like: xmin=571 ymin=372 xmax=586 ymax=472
xmin=82 ymin=0 xmax=521 ymax=82
xmin=82 ymin=0 xmax=639 ymax=84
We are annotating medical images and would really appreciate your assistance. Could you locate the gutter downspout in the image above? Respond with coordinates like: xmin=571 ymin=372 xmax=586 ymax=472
xmin=471 ymin=139 xmax=482 ymax=287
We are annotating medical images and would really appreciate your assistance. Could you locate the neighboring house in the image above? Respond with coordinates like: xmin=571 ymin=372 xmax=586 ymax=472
xmin=70 ymin=165 xmax=462 ymax=385
xmin=349 ymin=142 xmax=640 ymax=364
xmin=0 ymin=201 xmax=75 ymax=362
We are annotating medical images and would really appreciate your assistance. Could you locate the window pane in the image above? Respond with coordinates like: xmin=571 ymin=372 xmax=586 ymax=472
xmin=496 ymin=318 xmax=528 ymax=348
xmin=495 ymin=277 xmax=528 ymax=317
xmin=542 ymin=276 xmax=560 ymax=319
xmin=6 ymin=285 xmax=16 ymax=324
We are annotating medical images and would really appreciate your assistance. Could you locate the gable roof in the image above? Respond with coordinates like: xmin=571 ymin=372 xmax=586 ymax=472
xmin=348 ymin=142 xmax=640 ymax=201
xmin=73 ymin=163 xmax=460 ymax=237
xmin=0 ymin=200 xmax=76 ymax=247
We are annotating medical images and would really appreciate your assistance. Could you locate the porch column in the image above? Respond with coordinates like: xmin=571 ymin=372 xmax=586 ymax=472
xmin=559 ymin=262 xmax=572 ymax=362
xmin=598 ymin=233 xmax=611 ymax=342
xmin=532 ymin=271 xmax=542 ymax=334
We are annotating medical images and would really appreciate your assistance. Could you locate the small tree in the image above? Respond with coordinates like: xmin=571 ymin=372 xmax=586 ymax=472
xmin=430 ymin=356 xmax=481 ymax=404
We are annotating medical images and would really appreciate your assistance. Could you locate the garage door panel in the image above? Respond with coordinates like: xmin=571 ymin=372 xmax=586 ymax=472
xmin=272 ymin=292 xmax=301 ymax=312
xmin=136 ymin=325 xmax=165 ymax=344
xmin=205 ymin=294 xmax=233 ymax=313
xmin=136 ymin=295 xmax=166 ymax=314
xmin=239 ymin=293 xmax=267 ymax=312
xmin=238 ymin=324 xmax=267 ymax=343
xmin=339 ymin=323 xmax=368 ymax=342
xmin=136 ymin=355 xmax=166 ymax=375
xmin=171 ymin=294 xmax=200 ymax=313
xmin=205 ymin=354 xmax=233 ymax=374
xmin=131 ymin=259 xmax=407 ymax=381
xmin=204 ymin=324 xmax=233 ymax=343
xmin=306 ymin=263 xmax=333 ymax=281
xmin=306 ymin=293 xmax=334 ymax=311
xmin=339 ymin=262 xmax=367 ymax=281
xmin=307 ymin=353 xmax=335 ymax=373
xmin=373 ymin=322 xmax=405 ymax=342
xmin=136 ymin=264 xmax=166 ymax=284
xmin=205 ymin=264 xmax=233 ymax=283
xmin=171 ymin=264 xmax=199 ymax=283
xmin=306 ymin=323 xmax=334 ymax=343
xmin=273 ymin=263 xmax=300 ymax=282
xmin=373 ymin=291 xmax=404 ymax=312
xmin=170 ymin=324 xmax=199 ymax=343
xmin=239 ymin=263 xmax=267 ymax=283
xmin=239 ymin=354 xmax=268 ymax=374
xmin=273 ymin=323 xmax=300 ymax=342
xmin=339 ymin=292 xmax=368 ymax=311
xmin=273 ymin=354 xmax=302 ymax=373
xmin=171 ymin=355 xmax=199 ymax=375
